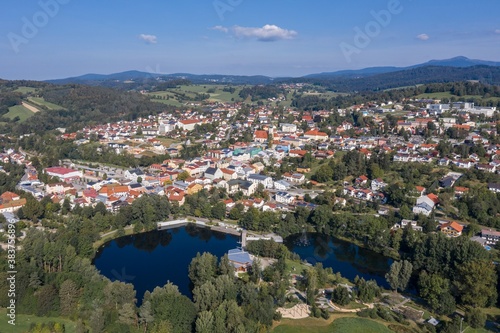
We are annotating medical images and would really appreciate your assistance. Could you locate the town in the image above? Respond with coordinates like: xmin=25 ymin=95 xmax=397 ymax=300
xmin=2 ymin=97 xmax=500 ymax=247
xmin=1 ymin=80 xmax=500 ymax=333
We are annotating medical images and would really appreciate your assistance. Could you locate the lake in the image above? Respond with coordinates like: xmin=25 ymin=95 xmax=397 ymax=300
xmin=284 ymin=233 xmax=392 ymax=288
xmin=93 ymin=224 xmax=240 ymax=302
xmin=94 ymin=227 xmax=392 ymax=303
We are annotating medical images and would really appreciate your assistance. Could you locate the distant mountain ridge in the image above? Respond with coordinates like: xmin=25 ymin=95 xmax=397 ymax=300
xmin=43 ymin=56 xmax=500 ymax=92
xmin=296 ymin=65 xmax=500 ymax=92
xmin=46 ymin=72 xmax=277 ymax=85
xmin=304 ymin=56 xmax=500 ymax=79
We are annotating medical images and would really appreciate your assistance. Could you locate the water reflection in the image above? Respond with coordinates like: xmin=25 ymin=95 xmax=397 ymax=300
xmin=285 ymin=233 xmax=392 ymax=288
xmin=93 ymin=226 xmax=239 ymax=303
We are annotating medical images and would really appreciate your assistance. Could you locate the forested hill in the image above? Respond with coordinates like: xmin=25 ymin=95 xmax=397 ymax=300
xmin=284 ymin=65 xmax=500 ymax=92
xmin=47 ymin=73 xmax=277 ymax=89
xmin=0 ymin=81 xmax=175 ymax=135
xmin=42 ymin=65 xmax=500 ymax=94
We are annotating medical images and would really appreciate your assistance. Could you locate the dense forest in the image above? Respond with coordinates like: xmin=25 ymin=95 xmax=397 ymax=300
xmin=291 ymin=81 xmax=500 ymax=111
xmin=283 ymin=65 xmax=500 ymax=92
xmin=238 ymin=86 xmax=285 ymax=101
xmin=0 ymin=81 xmax=177 ymax=136
xmin=0 ymin=189 xmax=295 ymax=332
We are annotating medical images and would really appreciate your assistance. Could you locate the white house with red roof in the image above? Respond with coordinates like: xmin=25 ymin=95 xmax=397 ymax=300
xmin=303 ymin=129 xmax=328 ymax=141
xmin=45 ymin=167 xmax=82 ymax=182
xmin=177 ymin=119 xmax=200 ymax=131
xmin=253 ymin=130 xmax=268 ymax=144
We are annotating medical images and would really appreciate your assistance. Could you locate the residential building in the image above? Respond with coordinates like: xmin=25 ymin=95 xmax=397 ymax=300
xmin=124 ymin=168 xmax=145 ymax=182
xmin=274 ymin=179 xmax=292 ymax=191
xmin=247 ymin=174 xmax=273 ymax=189
xmin=280 ymin=123 xmax=297 ymax=133
xmin=253 ymin=130 xmax=268 ymax=144
xmin=303 ymin=129 xmax=328 ymax=141
xmin=413 ymin=194 xmax=439 ymax=216
xmin=0 ymin=191 xmax=26 ymax=213
xmin=275 ymin=192 xmax=295 ymax=204
xmin=204 ymin=167 xmax=223 ymax=180
xmin=488 ymin=183 xmax=500 ymax=193
xmin=439 ymin=221 xmax=463 ymax=237
xmin=481 ymin=229 xmax=500 ymax=245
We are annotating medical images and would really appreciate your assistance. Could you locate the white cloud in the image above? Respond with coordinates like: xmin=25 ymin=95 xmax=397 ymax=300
xmin=416 ymin=33 xmax=430 ymax=41
xmin=139 ymin=34 xmax=157 ymax=44
xmin=213 ymin=24 xmax=297 ymax=42
xmin=495 ymin=29 xmax=500 ymax=34
xmin=211 ymin=25 xmax=228 ymax=33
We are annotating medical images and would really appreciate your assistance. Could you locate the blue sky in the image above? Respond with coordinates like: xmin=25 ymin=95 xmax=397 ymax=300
xmin=1 ymin=0 xmax=500 ymax=80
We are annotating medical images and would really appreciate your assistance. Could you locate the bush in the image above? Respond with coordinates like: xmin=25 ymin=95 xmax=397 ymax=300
xmin=387 ymin=324 xmax=414 ymax=333
xmin=357 ymin=309 xmax=371 ymax=318
xmin=321 ymin=308 xmax=330 ymax=320
xmin=331 ymin=286 xmax=350 ymax=306
xmin=311 ymin=306 xmax=322 ymax=318
xmin=465 ymin=308 xmax=486 ymax=329
xmin=377 ymin=306 xmax=395 ymax=322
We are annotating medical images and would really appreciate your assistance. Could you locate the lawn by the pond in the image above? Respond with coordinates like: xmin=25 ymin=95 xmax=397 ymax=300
xmin=0 ymin=309 xmax=76 ymax=333
xmin=273 ymin=316 xmax=394 ymax=333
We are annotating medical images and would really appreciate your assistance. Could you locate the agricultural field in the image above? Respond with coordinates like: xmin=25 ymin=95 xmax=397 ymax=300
xmin=148 ymin=84 xmax=244 ymax=106
xmin=5 ymin=104 xmax=35 ymax=122
xmin=28 ymin=97 xmax=66 ymax=110
xmin=415 ymin=92 xmax=500 ymax=103
xmin=148 ymin=84 xmax=295 ymax=107
xmin=13 ymin=86 xmax=37 ymax=94
xmin=147 ymin=91 xmax=185 ymax=107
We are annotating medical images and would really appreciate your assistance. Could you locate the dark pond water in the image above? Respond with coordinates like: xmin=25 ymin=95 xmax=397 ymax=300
xmin=284 ymin=233 xmax=393 ymax=288
xmin=93 ymin=225 xmax=240 ymax=303
xmin=94 ymin=227 xmax=393 ymax=304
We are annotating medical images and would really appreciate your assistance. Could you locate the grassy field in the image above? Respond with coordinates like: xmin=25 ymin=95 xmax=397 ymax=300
xmin=156 ymin=137 xmax=180 ymax=147
xmin=415 ymin=92 xmax=500 ymax=103
xmin=0 ymin=309 xmax=77 ymax=333
xmin=148 ymin=91 xmax=185 ymax=107
xmin=148 ymin=84 xmax=299 ymax=106
xmin=5 ymin=105 xmax=35 ymax=122
xmin=286 ymin=259 xmax=308 ymax=275
xmin=14 ymin=86 xmax=37 ymax=94
xmin=273 ymin=317 xmax=394 ymax=333
xmin=148 ymin=84 xmax=244 ymax=106
xmin=463 ymin=328 xmax=492 ymax=333
xmin=28 ymin=97 xmax=65 ymax=110
xmin=94 ymin=225 xmax=134 ymax=249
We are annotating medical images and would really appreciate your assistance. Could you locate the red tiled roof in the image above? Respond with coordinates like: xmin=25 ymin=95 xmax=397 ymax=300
xmin=441 ymin=221 xmax=463 ymax=233
xmin=254 ymin=130 xmax=268 ymax=139
xmin=427 ymin=193 xmax=439 ymax=204
xmin=45 ymin=167 xmax=78 ymax=175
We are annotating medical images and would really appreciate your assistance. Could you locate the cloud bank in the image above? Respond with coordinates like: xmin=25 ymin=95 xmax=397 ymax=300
xmin=212 ymin=24 xmax=297 ymax=42
xmin=416 ymin=33 xmax=430 ymax=41
xmin=139 ymin=34 xmax=158 ymax=44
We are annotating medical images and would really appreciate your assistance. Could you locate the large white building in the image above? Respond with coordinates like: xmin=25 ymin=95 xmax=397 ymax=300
xmin=247 ymin=174 xmax=273 ymax=189
xmin=45 ymin=167 xmax=82 ymax=182
xmin=177 ymin=119 xmax=200 ymax=131
xmin=275 ymin=192 xmax=295 ymax=204
xmin=280 ymin=123 xmax=297 ymax=133
xmin=412 ymin=194 xmax=439 ymax=216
